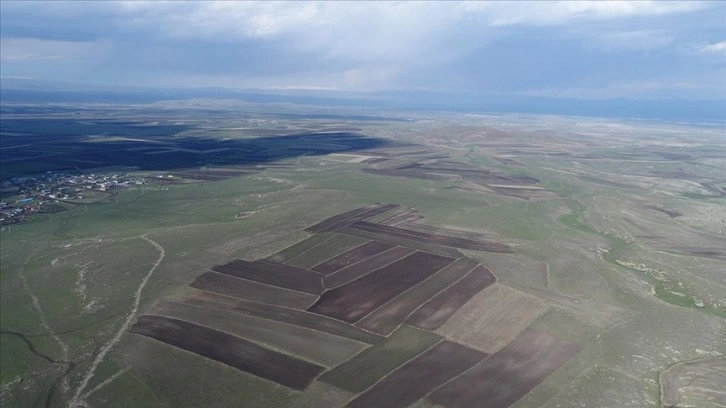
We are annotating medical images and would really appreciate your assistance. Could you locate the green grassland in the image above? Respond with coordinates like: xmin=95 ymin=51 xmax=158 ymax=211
xmin=1 ymin=107 xmax=724 ymax=407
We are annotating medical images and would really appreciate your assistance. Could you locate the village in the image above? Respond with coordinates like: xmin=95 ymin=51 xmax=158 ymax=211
xmin=0 ymin=171 xmax=148 ymax=225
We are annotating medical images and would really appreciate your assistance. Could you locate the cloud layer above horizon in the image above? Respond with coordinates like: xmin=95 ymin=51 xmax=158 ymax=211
xmin=1 ymin=1 xmax=724 ymax=99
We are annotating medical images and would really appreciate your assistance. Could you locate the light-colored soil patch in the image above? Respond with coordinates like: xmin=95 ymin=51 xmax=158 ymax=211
xmin=436 ymin=283 xmax=547 ymax=353
xmin=324 ymin=153 xmax=378 ymax=163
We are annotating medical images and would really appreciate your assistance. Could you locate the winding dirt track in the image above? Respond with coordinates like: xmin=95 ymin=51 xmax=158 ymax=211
xmin=69 ymin=235 xmax=165 ymax=407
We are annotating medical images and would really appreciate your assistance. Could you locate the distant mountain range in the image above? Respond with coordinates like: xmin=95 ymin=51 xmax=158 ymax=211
xmin=2 ymin=77 xmax=724 ymax=123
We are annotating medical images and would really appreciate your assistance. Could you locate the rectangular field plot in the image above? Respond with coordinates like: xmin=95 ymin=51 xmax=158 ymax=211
xmin=347 ymin=221 xmax=513 ymax=253
xmin=305 ymin=203 xmax=399 ymax=233
xmin=436 ymin=284 xmax=548 ymax=353
xmin=285 ymin=234 xmax=369 ymax=269
xmin=130 ymin=315 xmax=325 ymax=390
xmin=211 ymin=259 xmax=323 ymax=294
xmin=346 ymin=341 xmax=487 ymax=408
xmin=323 ymin=246 xmax=416 ymax=289
xmin=337 ymin=226 xmax=464 ymax=258
xmin=151 ymin=302 xmax=366 ymax=367
xmin=185 ymin=291 xmax=383 ymax=344
xmin=267 ymin=233 xmax=334 ymax=263
xmin=190 ymin=272 xmax=317 ymax=309
xmin=309 ymin=251 xmax=455 ymax=323
xmin=318 ymin=325 xmax=440 ymax=393
xmin=311 ymin=240 xmax=395 ymax=275
xmin=428 ymin=328 xmax=581 ymax=408
xmin=407 ymin=265 xmax=496 ymax=330
xmin=356 ymin=257 xmax=480 ymax=335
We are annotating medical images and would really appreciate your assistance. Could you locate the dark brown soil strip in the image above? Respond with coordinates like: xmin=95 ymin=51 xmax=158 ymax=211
xmin=311 ymin=241 xmax=395 ymax=275
xmin=212 ymin=259 xmax=323 ymax=294
xmin=643 ymin=204 xmax=683 ymax=218
xmin=130 ymin=315 xmax=325 ymax=390
xmin=356 ymin=257 xmax=479 ymax=335
xmin=346 ymin=341 xmax=487 ymax=408
xmin=337 ymin=226 xmax=464 ymax=258
xmin=305 ymin=205 xmax=380 ymax=233
xmin=323 ymin=246 xmax=416 ymax=289
xmin=579 ymin=175 xmax=634 ymax=188
xmin=309 ymin=251 xmax=455 ymax=323
xmin=407 ymin=265 xmax=496 ymax=330
xmin=318 ymin=325 xmax=440 ymax=393
xmin=185 ymin=291 xmax=383 ymax=344
xmin=305 ymin=203 xmax=399 ymax=233
xmin=349 ymin=221 xmax=512 ymax=253
xmin=190 ymin=271 xmax=317 ymax=309
xmin=429 ymin=327 xmax=581 ymax=408
xmin=377 ymin=208 xmax=424 ymax=226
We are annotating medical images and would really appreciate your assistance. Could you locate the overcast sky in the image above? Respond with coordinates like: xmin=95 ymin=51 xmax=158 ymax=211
xmin=1 ymin=1 xmax=725 ymax=99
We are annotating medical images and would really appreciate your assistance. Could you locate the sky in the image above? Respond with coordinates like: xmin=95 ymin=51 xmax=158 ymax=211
xmin=1 ymin=1 xmax=725 ymax=100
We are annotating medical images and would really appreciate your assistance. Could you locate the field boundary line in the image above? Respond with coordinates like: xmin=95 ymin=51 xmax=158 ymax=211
xmin=351 ymin=257 xmax=460 ymax=325
xmin=309 ymin=240 xmax=373 ymax=271
xmin=69 ymin=235 xmax=165 ymax=408
xmin=140 ymin=312 xmax=331 ymax=367
xmin=162 ymin=300 xmax=372 ymax=347
xmin=343 ymin=339 xmax=445 ymax=406
xmin=337 ymin=227 xmax=463 ymax=258
xmin=190 ymin=289 xmax=385 ymax=339
xmin=203 ymin=270 xmax=321 ymax=297
xmin=323 ymin=247 xmax=415 ymax=290
xmin=420 ymin=350 xmax=491 ymax=404
xmin=284 ymin=233 xmax=337 ymax=263
xmin=375 ymin=262 xmax=481 ymax=335
xmin=350 ymin=221 xmax=507 ymax=251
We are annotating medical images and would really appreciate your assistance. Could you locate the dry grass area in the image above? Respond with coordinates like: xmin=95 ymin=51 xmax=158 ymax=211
xmin=660 ymin=356 xmax=726 ymax=408
xmin=436 ymin=284 xmax=548 ymax=353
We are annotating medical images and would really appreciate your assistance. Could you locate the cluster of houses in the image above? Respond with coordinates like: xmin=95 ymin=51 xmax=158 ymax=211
xmin=0 ymin=171 xmax=147 ymax=226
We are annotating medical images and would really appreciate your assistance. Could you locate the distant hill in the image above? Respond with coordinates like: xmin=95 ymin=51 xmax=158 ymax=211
xmin=2 ymin=77 xmax=724 ymax=123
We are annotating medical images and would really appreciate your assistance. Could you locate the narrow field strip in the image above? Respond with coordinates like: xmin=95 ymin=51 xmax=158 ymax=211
xmin=345 ymin=341 xmax=487 ymax=408
xmin=319 ymin=325 xmax=440 ymax=393
xmin=305 ymin=203 xmax=399 ymax=233
xmin=349 ymin=221 xmax=513 ymax=252
xmin=130 ymin=315 xmax=325 ymax=390
xmin=323 ymin=246 xmax=416 ymax=289
xmin=267 ymin=232 xmax=336 ymax=264
xmin=185 ymin=291 xmax=383 ymax=344
xmin=309 ymin=252 xmax=455 ymax=323
xmin=211 ymin=259 xmax=323 ymax=294
xmin=407 ymin=265 xmax=496 ymax=330
xmin=428 ymin=327 xmax=581 ymax=408
xmin=356 ymin=257 xmax=479 ymax=335
xmin=190 ymin=271 xmax=317 ymax=309
xmin=311 ymin=240 xmax=395 ymax=275
xmin=151 ymin=301 xmax=367 ymax=367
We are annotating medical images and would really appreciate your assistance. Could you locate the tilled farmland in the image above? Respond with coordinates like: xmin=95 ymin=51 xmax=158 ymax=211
xmin=131 ymin=204 xmax=582 ymax=407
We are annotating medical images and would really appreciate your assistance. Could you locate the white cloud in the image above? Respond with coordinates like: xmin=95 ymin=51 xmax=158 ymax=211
xmin=698 ymin=41 xmax=726 ymax=55
xmin=0 ymin=38 xmax=108 ymax=62
xmin=1 ymin=1 xmax=722 ymax=95
xmin=462 ymin=0 xmax=705 ymax=26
